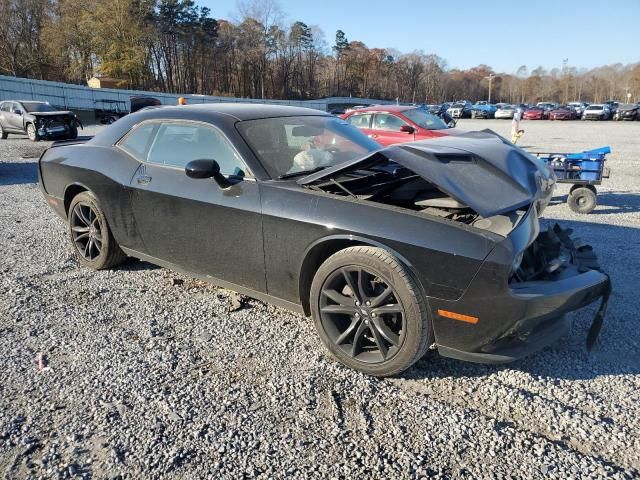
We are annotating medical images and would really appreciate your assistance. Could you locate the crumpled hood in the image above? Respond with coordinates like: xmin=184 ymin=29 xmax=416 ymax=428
xmin=299 ymin=131 xmax=549 ymax=218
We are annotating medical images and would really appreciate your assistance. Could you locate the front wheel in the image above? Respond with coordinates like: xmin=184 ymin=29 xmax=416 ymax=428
xmin=26 ymin=123 xmax=39 ymax=141
xmin=0 ymin=123 xmax=7 ymax=139
xmin=310 ymin=246 xmax=432 ymax=376
xmin=567 ymin=187 xmax=597 ymax=214
xmin=68 ymin=191 xmax=127 ymax=269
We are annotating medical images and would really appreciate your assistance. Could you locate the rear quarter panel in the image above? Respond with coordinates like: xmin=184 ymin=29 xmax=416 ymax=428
xmin=40 ymin=144 xmax=144 ymax=250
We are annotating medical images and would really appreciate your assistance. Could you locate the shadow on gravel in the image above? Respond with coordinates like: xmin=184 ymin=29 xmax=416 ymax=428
xmin=550 ymin=191 xmax=640 ymax=214
xmin=0 ymin=161 xmax=37 ymax=185
xmin=409 ymin=218 xmax=640 ymax=382
xmin=119 ymin=258 xmax=161 ymax=272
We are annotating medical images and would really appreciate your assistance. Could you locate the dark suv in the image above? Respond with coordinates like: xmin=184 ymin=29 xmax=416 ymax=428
xmin=0 ymin=100 xmax=82 ymax=141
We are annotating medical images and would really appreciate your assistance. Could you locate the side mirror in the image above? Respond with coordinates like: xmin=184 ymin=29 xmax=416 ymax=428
xmin=185 ymin=159 xmax=230 ymax=188
xmin=14 ymin=109 xmax=23 ymax=115
xmin=400 ymin=125 xmax=415 ymax=134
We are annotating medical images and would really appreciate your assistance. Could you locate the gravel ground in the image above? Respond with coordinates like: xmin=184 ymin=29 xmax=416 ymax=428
xmin=1 ymin=120 xmax=639 ymax=479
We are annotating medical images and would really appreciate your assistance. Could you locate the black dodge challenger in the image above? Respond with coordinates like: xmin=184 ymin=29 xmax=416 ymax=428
xmin=38 ymin=104 xmax=611 ymax=376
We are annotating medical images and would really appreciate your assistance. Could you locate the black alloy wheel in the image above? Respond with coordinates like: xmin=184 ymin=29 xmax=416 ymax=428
xmin=67 ymin=191 xmax=127 ymax=269
xmin=319 ymin=266 xmax=405 ymax=364
xmin=70 ymin=202 xmax=103 ymax=261
xmin=310 ymin=246 xmax=432 ymax=376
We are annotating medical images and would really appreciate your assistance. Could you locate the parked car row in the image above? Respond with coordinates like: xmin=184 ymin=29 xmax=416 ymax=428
xmin=406 ymin=99 xmax=639 ymax=121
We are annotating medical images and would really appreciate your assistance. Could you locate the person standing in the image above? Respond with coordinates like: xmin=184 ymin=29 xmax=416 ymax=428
xmin=511 ymin=107 xmax=524 ymax=144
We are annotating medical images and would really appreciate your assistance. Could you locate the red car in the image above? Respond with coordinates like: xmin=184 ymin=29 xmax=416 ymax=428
xmin=522 ymin=107 xmax=547 ymax=120
xmin=341 ymin=105 xmax=457 ymax=147
xmin=548 ymin=107 xmax=576 ymax=120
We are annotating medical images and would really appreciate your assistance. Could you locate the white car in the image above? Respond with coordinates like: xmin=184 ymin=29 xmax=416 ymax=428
xmin=582 ymin=104 xmax=611 ymax=120
xmin=567 ymin=102 xmax=587 ymax=117
xmin=495 ymin=105 xmax=516 ymax=119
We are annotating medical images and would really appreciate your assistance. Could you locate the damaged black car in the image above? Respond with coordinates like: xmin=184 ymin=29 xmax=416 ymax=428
xmin=0 ymin=100 xmax=82 ymax=141
xmin=37 ymin=104 xmax=611 ymax=376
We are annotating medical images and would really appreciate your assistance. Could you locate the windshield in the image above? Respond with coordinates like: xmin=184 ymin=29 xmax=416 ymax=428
xmin=236 ymin=116 xmax=380 ymax=178
xmin=404 ymin=108 xmax=447 ymax=130
xmin=22 ymin=102 xmax=58 ymax=113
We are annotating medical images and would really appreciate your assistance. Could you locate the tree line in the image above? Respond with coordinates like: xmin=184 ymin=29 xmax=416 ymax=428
xmin=1 ymin=0 xmax=639 ymax=104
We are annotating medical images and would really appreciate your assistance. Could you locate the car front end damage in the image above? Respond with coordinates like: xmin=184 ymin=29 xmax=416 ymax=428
xmin=31 ymin=113 xmax=82 ymax=139
xmin=431 ymin=212 xmax=611 ymax=363
xmin=300 ymin=133 xmax=610 ymax=364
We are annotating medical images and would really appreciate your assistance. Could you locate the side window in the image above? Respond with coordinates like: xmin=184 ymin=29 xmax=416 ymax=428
xmin=0 ymin=102 xmax=9 ymax=112
xmin=346 ymin=114 xmax=372 ymax=128
xmin=147 ymin=122 xmax=246 ymax=176
xmin=373 ymin=113 xmax=407 ymax=131
xmin=119 ymin=123 xmax=158 ymax=160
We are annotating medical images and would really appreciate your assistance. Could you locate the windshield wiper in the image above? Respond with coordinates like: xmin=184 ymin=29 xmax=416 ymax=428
xmin=278 ymin=166 xmax=326 ymax=180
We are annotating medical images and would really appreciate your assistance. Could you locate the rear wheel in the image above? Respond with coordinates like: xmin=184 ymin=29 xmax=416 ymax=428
xmin=310 ymin=246 xmax=432 ymax=376
xmin=567 ymin=187 xmax=597 ymax=214
xmin=68 ymin=191 xmax=127 ymax=269
xmin=26 ymin=123 xmax=39 ymax=141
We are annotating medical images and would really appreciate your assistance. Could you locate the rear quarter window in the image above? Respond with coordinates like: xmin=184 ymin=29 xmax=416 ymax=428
xmin=118 ymin=123 xmax=158 ymax=160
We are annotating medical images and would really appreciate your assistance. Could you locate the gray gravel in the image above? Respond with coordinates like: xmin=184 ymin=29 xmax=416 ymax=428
xmin=1 ymin=120 xmax=639 ymax=479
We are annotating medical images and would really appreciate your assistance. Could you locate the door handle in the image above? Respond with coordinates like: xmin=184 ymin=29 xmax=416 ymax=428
xmin=136 ymin=175 xmax=152 ymax=185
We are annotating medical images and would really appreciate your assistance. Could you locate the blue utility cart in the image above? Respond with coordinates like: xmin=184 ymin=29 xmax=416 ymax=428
xmin=533 ymin=146 xmax=611 ymax=214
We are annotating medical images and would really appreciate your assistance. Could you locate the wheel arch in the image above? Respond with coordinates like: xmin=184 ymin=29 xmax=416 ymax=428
xmin=298 ymin=234 xmax=425 ymax=316
xmin=63 ymin=182 xmax=91 ymax=217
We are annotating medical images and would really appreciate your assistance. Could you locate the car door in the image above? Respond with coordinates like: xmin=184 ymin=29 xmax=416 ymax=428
xmin=371 ymin=113 xmax=414 ymax=146
xmin=0 ymin=102 xmax=9 ymax=130
xmin=6 ymin=102 xmax=24 ymax=132
xmin=122 ymin=120 xmax=266 ymax=292
xmin=344 ymin=113 xmax=375 ymax=139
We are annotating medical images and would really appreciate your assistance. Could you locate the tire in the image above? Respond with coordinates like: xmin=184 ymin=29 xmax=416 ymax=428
xmin=567 ymin=187 xmax=597 ymax=214
xmin=310 ymin=246 xmax=433 ymax=376
xmin=107 ymin=116 xmax=117 ymax=125
xmin=68 ymin=191 xmax=127 ymax=270
xmin=68 ymin=125 xmax=78 ymax=139
xmin=0 ymin=123 xmax=7 ymax=139
xmin=26 ymin=123 xmax=39 ymax=141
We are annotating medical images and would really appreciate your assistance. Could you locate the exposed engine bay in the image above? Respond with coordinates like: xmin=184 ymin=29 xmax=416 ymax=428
xmin=307 ymin=162 xmax=526 ymax=237
xmin=34 ymin=114 xmax=81 ymax=138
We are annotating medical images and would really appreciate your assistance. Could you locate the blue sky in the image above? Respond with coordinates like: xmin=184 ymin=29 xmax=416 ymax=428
xmin=202 ymin=0 xmax=640 ymax=73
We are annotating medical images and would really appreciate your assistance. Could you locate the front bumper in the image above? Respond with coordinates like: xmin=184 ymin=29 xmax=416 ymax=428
xmin=432 ymin=220 xmax=611 ymax=364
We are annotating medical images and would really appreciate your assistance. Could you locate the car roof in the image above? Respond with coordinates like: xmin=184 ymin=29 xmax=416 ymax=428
xmin=153 ymin=103 xmax=331 ymax=121
xmin=346 ymin=105 xmax=416 ymax=114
